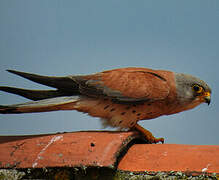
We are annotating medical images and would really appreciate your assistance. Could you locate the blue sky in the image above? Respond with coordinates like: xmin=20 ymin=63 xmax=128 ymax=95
xmin=0 ymin=1 xmax=218 ymax=145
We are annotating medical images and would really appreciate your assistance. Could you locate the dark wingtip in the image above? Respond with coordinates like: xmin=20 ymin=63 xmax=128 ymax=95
xmin=6 ymin=69 xmax=29 ymax=78
xmin=7 ymin=69 xmax=16 ymax=73
xmin=0 ymin=86 xmax=69 ymax=101
xmin=6 ymin=69 xmax=26 ymax=76
xmin=5 ymin=69 xmax=79 ymax=93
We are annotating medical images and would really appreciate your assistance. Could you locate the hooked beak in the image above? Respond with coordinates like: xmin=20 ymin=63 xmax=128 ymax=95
xmin=203 ymin=92 xmax=211 ymax=105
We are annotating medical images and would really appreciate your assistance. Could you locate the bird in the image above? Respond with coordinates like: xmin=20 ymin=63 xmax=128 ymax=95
xmin=0 ymin=67 xmax=211 ymax=143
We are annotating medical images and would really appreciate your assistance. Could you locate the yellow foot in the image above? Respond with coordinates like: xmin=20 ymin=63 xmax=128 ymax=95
xmin=132 ymin=124 xmax=164 ymax=144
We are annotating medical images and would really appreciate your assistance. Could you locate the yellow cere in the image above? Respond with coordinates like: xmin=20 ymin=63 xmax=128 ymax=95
xmin=203 ymin=91 xmax=211 ymax=97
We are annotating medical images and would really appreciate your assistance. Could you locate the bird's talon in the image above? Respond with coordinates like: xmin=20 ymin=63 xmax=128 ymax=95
xmin=154 ymin=137 xmax=164 ymax=144
xmin=145 ymin=136 xmax=164 ymax=144
xmin=133 ymin=124 xmax=165 ymax=144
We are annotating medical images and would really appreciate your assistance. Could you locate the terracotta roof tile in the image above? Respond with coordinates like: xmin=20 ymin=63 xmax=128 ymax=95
xmin=0 ymin=131 xmax=139 ymax=169
xmin=0 ymin=131 xmax=219 ymax=175
xmin=118 ymin=144 xmax=219 ymax=174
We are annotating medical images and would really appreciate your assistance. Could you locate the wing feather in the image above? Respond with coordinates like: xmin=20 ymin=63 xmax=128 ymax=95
xmin=72 ymin=68 xmax=170 ymax=102
xmin=1 ymin=68 xmax=171 ymax=103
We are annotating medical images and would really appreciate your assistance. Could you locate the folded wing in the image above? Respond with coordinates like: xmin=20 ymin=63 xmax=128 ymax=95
xmin=0 ymin=68 xmax=171 ymax=114
xmin=72 ymin=67 xmax=170 ymax=102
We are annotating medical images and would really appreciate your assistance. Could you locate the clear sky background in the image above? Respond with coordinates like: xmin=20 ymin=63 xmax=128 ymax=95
xmin=0 ymin=1 xmax=218 ymax=145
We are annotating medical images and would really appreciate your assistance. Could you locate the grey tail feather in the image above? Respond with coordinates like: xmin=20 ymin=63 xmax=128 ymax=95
xmin=0 ymin=96 xmax=79 ymax=114
xmin=0 ymin=86 xmax=72 ymax=101
xmin=7 ymin=70 xmax=79 ymax=92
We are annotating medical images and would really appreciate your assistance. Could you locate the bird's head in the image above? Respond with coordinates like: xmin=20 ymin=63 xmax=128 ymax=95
xmin=174 ymin=73 xmax=211 ymax=111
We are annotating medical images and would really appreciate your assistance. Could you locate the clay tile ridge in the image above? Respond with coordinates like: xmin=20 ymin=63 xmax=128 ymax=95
xmin=0 ymin=131 xmax=219 ymax=175
xmin=118 ymin=143 xmax=219 ymax=174
xmin=0 ymin=131 xmax=139 ymax=169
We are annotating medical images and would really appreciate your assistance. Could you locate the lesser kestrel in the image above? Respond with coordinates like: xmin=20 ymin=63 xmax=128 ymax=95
xmin=0 ymin=67 xmax=211 ymax=143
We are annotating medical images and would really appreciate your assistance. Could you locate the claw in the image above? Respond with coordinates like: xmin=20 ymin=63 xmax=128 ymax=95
xmin=154 ymin=137 xmax=164 ymax=144
xmin=132 ymin=124 xmax=164 ymax=144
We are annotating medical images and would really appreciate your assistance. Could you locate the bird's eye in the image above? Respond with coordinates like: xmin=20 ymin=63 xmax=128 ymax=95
xmin=192 ymin=84 xmax=203 ymax=93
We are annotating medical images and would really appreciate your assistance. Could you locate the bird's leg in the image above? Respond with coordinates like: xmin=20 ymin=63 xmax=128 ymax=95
xmin=132 ymin=124 xmax=164 ymax=144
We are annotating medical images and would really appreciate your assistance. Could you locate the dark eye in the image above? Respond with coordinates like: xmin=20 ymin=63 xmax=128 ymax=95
xmin=192 ymin=84 xmax=203 ymax=93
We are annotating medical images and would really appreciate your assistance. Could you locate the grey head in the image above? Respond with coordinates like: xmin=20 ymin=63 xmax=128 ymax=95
xmin=174 ymin=72 xmax=211 ymax=111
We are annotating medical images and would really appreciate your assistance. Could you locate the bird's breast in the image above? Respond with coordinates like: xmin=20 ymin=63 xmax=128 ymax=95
xmin=74 ymin=97 xmax=169 ymax=128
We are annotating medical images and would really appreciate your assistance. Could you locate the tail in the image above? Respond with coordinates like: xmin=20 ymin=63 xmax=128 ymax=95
xmin=0 ymin=86 xmax=71 ymax=101
xmin=0 ymin=69 xmax=81 ymax=114
xmin=0 ymin=70 xmax=81 ymax=100
xmin=6 ymin=70 xmax=78 ymax=91
xmin=0 ymin=96 xmax=79 ymax=114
